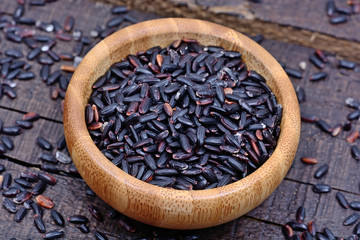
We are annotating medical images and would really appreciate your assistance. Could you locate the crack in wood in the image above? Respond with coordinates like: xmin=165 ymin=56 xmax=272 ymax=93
xmin=285 ymin=177 xmax=360 ymax=197
xmin=243 ymin=215 xmax=283 ymax=228
xmin=1 ymin=155 xmax=83 ymax=181
xmin=0 ymin=105 xmax=63 ymax=124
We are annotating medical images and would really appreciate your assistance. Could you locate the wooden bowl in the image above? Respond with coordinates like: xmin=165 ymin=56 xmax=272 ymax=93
xmin=64 ymin=18 xmax=300 ymax=230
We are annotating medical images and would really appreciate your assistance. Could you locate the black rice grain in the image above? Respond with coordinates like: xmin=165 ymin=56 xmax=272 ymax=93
xmin=323 ymin=227 xmax=336 ymax=240
xmin=43 ymin=229 xmax=64 ymax=239
xmin=351 ymin=145 xmax=360 ymax=160
xmin=296 ymin=206 xmax=305 ymax=223
xmin=350 ymin=201 xmax=360 ymax=211
xmin=68 ymin=215 xmax=89 ymax=224
xmin=3 ymin=197 xmax=17 ymax=213
xmin=286 ymin=221 xmax=307 ymax=231
xmin=78 ymin=223 xmax=90 ymax=233
xmin=354 ymin=222 xmax=360 ymax=235
xmin=36 ymin=137 xmax=53 ymax=150
xmin=314 ymin=164 xmax=329 ymax=179
xmin=2 ymin=173 xmax=12 ymax=190
xmin=330 ymin=15 xmax=348 ymax=24
xmin=316 ymin=119 xmax=332 ymax=133
xmin=309 ymin=55 xmax=324 ymax=69
xmin=284 ymin=68 xmax=303 ymax=79
xmin=312 ymin=183 xmax=331 ymax=193
xmin=282 ymin=224 xmax=293 ymax=239
xmin=34 ymin=214 xmax=46 ymax=233
xmin=344 ymin=213 xmax=360 ymax=226
xmin=309 ymin=72 xmax=328 ymax=81
xmin=50 ymin=209 xmax=65 ymax=226
xmin=94 ymin=231 xmax=108 ymax=240
xmin=338 ymin=60 xmax=356 ymax=69
xmin=14 ymin=206 xmax=27 ymax=222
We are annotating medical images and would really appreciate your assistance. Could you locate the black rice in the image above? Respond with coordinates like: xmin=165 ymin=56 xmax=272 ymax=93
xmin=87 ymin=39 xmax=282 ymax=189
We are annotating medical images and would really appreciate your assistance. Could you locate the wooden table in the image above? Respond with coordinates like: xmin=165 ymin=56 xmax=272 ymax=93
xmin=1 ymin=0 xmax=359 ymax=239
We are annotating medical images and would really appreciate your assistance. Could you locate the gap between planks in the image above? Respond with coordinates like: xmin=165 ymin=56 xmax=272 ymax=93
xmin=0 ymin=105 xmax=63 ymax=124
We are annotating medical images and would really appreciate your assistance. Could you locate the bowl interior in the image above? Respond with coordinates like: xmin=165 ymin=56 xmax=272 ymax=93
xmin=64 ymin=18 xmax=300 ymax=229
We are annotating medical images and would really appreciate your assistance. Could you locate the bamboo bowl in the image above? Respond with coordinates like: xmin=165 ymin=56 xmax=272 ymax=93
xmin=63 ymin=18 xmax=300 ymax=230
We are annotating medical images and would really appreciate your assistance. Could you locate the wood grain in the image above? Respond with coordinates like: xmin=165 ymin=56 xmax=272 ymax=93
xmin=0 ymin=0 xmax=159 ymax=122
xmin=0 ymin=158 xmax=284 ymax=239
xmin=1 ymin=157 xmax=358 ymax=239
xmin=248 ymin=178 xmax=360 ymax=237
xmin=0 ymin=108 xmax=65 ymax=166
xmin=260 ymin=39 xmax=360 ymax=194
xmin=99 ymin=0 xmax=360 ymax=62
xmin=0 ymin=0 xmax=359 ymax=238
xmin=64 ymin=18 xmax=300 ymax=229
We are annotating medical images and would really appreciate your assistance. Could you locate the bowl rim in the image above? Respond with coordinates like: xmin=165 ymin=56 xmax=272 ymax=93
xmin=64 ymin=17 xmax=301 ymax=229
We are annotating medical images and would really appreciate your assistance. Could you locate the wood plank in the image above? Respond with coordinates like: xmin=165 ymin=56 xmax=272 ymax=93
xmin=0 ymin=107 xmax=68 ymax=169
xmin=233 ymin=218 xmax=283 ymax=239
xmin=1 ymin=1 xmax=68 ymax=122
xmin=0 ymin=109 xmax=286 ymax=239
xmin=196 ymin=0 xmax=360 ymax=43
xmin=248 ymin=179 xmax=360 ymax=238
xmin=6 ymin=84 xmax=359 ymax=238
xmin=0 ymin=158 xmax=111 ymax=240
xmin=250 ymin=0 xmax=359 ymax=42
xmin=2 ymin=103 xmax=358 ymax=238
xmin=0 ymin=0 xmax=160 ymax=122
xmin=2 ymin=157 xmax=359 ymax=239
xmin=100 ymin=0 xmax=360 ymax=62
xmin=0 ymin=158 xmax=284 ymax=239
xmin=259 ymin=39 xmax=360 ymax=194
xmin=1 ymin=0 xmax=359 ymax=238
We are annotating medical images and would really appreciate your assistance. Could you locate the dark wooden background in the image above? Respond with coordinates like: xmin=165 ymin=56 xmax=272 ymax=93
xmin=1 ymin=0 xmax=359 ymax=239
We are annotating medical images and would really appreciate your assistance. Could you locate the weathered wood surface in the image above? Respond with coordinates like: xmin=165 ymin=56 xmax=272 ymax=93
xmin=0 ymin=158 xmax=283 ymax=239
xmin=0 ymin=108 xmax=64 ymax=166
xmin=0 ymin=0 xmax=360 ymax=239
xmin=0 ymin=0 xmax=159 ymax=122
xmin=261 ymin=40 xmax=360 ymax=195
xmin=101 ymin=0 xmax=360 ymax=62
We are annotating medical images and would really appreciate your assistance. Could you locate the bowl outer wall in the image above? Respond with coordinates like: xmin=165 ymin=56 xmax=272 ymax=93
xmin=63 ymin=18 xmax=300 ymax=229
